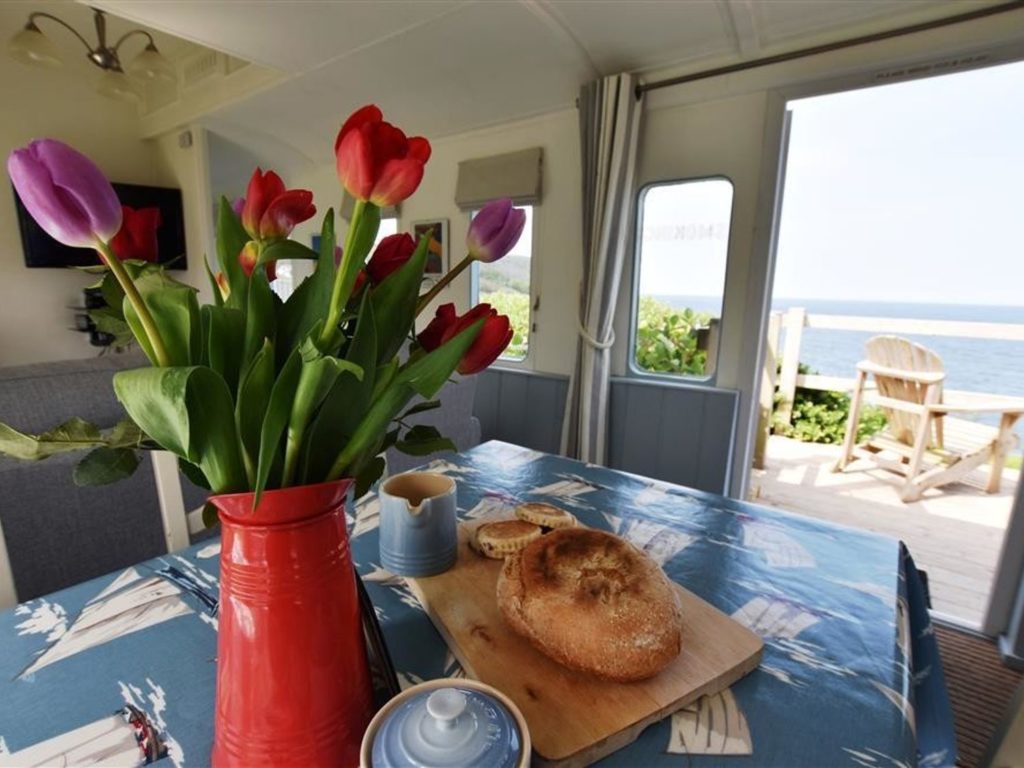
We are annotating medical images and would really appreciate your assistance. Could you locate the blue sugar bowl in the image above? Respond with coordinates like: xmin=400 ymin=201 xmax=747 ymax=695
xmin=360 ymin=678 xmax=531 ymax=768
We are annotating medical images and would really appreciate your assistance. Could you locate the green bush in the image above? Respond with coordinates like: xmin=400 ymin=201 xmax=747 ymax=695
xmin=635 ymin=297 xmax=711 ymax=376
xmin=480 ymin=290 xmax=529 ymax=360
xmin=773 ymin=363 xmax=887 ymax=445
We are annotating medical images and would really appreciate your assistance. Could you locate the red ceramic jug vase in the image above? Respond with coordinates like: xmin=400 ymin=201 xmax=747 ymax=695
xmin=209 ymin=479 xmax=373 ymax=767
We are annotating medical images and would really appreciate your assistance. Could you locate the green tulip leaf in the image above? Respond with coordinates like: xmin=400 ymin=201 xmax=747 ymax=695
xmin=326 ymin=381 xmax=417 ymax=481
xmin=302 ymin=294 xmax=378 ymax=483
xmin=278 ymin=210 xmax=337 ymax=363
xmin=99 ymin=269 xmax=126 ymax=312
xmin=323 ymin=320 xmax=483 ymax=479
xmin=243 ymin=268 xmax=276 ymax=366
xmin=398 ymin=400 xmax=441 ymax=420
xmin=203 ymin=305 xmax=246 ymax=394
xmin=0 ymin=416 xmax=148 ymax=464
xmin=253 ymin=348 xmax=303 ymax=505
xmin=338 ymin=202 xmax=380 ymax=298
xmin=201 ymin=501 xmax=219 ymax=529
xmin=236 ymin=338 xmax=276 ymax=486
xmin=124 ymin=267 xmax=202 ymax=367
xmin=0 ymin=417 xmax=100 ymax=460
xmin=394 ymin=424 xmax=456 ymax=457
xmin=369 ymin=232 xmax=429 ymax=363
xmin=283 ymin=342 xmax=364 ymax=486
xmin=353 ymin=455 xmax=387 ymax=499
xmin=113 ymin=366 xmax=246 ymax=494
xmin=204 ymin=254 xmax=224 ymax=308
xmin=258 ymin=238 xmax=319 ymax=265
xmin=179 ymin=457 xmax=211 ymax=491
xmin=394 ymin=319 xmax=484 ymax=398
xmin=88 ymin=306 xmax=134 ymax=348
xmin=216 ymin=196 xmax=250 ymax=310
xmin=73 ymin=447 xmax=140 ymax=486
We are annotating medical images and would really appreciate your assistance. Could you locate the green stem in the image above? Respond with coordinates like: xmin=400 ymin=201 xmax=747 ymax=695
xmin=95 ymin=241 xmax=172 ymax=367
xmin=319 ymin=199 xmax=367 ymax=350
xmin=416 ymin=254 xmax=473 ymax=316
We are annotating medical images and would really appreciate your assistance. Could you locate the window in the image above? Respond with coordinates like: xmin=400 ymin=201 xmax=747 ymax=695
xmin=471 ymin=205 xmax=533 ymax=361
xmin=274 ymin=218 xmax=399 ymax=301
xmin=374 ymin=217 xmax=398 ymax=249
xmin=632 ymin=179 xmax=733 ymax=378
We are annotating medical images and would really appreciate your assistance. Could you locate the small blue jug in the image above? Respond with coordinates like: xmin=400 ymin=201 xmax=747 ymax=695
xmin=378 ymin=471 xmax=457 ymax=577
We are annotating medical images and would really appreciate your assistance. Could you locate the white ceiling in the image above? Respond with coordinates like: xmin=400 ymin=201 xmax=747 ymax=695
xmin=94 ymin=0 xmax=1004 ymax=161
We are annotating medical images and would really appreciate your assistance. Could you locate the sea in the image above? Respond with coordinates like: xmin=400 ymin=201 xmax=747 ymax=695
xmin=651 ymin=296 xmax=1024 ymax=443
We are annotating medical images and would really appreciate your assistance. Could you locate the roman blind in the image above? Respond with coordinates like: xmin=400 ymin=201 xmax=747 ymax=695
xmin=454 ymin=147 xmax=543 ymax=210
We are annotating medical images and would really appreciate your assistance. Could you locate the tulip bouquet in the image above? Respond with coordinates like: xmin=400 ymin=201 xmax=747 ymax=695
xmin=0 ymin=105 xmax=524 ymax=508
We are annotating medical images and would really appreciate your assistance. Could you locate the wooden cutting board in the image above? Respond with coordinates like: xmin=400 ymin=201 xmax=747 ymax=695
xmin=406 ymin=523 xmax=764 ymax=767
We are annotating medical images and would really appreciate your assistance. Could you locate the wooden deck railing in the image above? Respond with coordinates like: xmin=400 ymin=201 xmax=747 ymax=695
xmin=753 ymin=307 xmax=1024 ymax=468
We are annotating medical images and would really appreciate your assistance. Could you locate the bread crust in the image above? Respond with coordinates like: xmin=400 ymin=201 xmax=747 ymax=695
xmin=496 ymin=528 xmax=682 ymax=681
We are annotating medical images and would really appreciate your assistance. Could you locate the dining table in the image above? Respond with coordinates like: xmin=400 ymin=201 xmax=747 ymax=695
xmin=0 ymin=440 xmax=956 ymax=767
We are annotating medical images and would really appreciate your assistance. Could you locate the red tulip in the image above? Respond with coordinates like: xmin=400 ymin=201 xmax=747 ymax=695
xmin=417 ymin=303 xmax=458 ymax=352
xmin=335 ymin=105 xmax=431 ymax=207
xmin=110 ymin=205 xmax=161 ymax=262
xmin=417 ymin=302 xmax=513 ymax=375
xmin=238 ymin=240 xmax=277 ymax=282
xmin=352 ymin=268 xmax=368 ymax=297
xmin=366 ymin=233 xmax=416 ymax=285
xmin=241 ymin=168 xmax=315 ymax=241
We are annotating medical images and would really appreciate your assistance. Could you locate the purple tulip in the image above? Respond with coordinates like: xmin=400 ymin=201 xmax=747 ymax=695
xmin=467 ymin=198 xmax=526 ymax=263
xmin=231 ymin=196 xmax=246 ymax=217
xmin=7 ymin=139 xmax=122 ymax=248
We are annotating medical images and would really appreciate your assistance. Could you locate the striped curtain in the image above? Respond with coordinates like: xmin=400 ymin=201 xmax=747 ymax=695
xmin=561 ymin=73 xmax=644 ymax=463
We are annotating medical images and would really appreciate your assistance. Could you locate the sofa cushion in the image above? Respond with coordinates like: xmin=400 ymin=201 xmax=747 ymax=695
xmin=0 ymin=352 xmax=147 ymax=434
xmin=0 ymin=450 xmax=166 ymax=601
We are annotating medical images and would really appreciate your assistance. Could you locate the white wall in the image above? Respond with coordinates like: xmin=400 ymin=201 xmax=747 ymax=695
xmin=0 ymin=67 xmax=214 ymax=365
xmin=0 ymin=57 xmax=159 ymax=366
xmin=151 ymin=127 xmax=215 ymax=308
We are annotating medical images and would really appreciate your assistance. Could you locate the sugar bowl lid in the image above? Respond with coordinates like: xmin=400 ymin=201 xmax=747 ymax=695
xmin=361 ymin=678 xmax=530 ymax=768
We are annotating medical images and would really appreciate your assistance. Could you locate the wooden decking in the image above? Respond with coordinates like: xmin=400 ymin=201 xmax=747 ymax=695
xmin=749 ymin=435 xmax=1016 ymax=628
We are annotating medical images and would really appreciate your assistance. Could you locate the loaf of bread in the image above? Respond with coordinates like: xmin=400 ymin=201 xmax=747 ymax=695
xmin=496 ymin=527 xmax=683 ymax=681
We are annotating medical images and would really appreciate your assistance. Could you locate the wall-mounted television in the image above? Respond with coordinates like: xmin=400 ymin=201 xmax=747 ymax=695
xmin=13 ymin=182 xmax=187 ymax=270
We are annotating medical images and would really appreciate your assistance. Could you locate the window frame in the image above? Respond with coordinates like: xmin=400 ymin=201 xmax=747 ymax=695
xmin=468 ymin=203 xmax=539 ymax=368
xmin=627 ymin=175 xmax=735 ymax=385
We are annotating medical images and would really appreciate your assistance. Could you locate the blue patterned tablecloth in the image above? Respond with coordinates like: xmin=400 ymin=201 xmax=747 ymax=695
xmin=0 ymin=441 xmax=955 ymax=767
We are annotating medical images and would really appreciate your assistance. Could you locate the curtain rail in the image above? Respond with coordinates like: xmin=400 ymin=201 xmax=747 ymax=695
xmin=637 ymin=1 xmax=1024 ymax=98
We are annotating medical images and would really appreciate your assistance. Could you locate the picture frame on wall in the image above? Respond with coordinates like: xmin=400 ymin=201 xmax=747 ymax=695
xmin=14 ymin=182 xmax=188 ymax=269
xmin=412 ymin=219 xmax=448 ymax=278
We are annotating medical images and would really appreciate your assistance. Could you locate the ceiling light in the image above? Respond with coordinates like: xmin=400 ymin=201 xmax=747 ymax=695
xmin=8 ymin=21 xmax=62 ymax=69
xmin=128 ymin=43 xmax=176 ymax=83
xmin=8 ymin=8 xmax=176 ymax=100
xmin=96 ymin=69 xmax=143 ymax=104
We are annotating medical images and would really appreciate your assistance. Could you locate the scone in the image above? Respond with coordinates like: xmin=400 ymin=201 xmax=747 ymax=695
xmin=514 ymin=502 xmax=577 ymax=530
xmin=497 ymin=527 xmax=682 ymax=681
xmin=472 ymin=520 xmax=543 ymax=559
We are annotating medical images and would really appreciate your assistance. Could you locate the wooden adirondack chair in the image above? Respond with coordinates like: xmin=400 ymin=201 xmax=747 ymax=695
xmin=835 ymin=335 xmax=1024 ymax=502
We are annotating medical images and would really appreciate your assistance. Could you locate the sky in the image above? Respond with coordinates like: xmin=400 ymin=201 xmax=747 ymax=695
xmin=638 ymin=59 xmax=1024 ymax=307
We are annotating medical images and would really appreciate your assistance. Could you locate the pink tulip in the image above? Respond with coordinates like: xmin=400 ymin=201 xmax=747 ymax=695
xmin=467 ymin=198 xmax=525 ymax=263
xmin=8 ymin=139 xmax=122 ymax=248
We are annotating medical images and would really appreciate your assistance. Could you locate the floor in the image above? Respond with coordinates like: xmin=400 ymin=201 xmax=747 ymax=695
xmin=935 ymin=623 xmax=1022 ymax=767
xmin=749 ymin=435 xmax=1017 ymax=628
